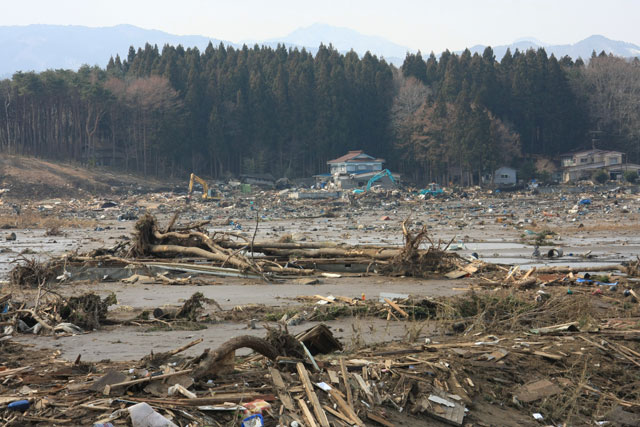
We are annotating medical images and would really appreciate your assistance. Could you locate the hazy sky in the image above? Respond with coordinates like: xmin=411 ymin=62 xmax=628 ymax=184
xmin=2 ymin=0 xmax=639 ymax=52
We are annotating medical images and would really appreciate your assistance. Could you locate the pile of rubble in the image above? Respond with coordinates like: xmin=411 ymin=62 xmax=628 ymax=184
xmin=1 ymin=281 xmax=640 ymax=425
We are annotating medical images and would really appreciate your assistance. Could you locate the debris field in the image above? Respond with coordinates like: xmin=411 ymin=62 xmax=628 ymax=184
xmin=1 ymin=180 xmax=640 ymax=426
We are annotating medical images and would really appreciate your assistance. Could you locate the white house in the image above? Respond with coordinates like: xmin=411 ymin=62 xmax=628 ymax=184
xmin=493 ymin=166 xmax=517 ymax=186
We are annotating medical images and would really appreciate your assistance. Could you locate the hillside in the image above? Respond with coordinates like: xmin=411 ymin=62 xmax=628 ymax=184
xmin=0 ymin=155 xmax=175 ymax=199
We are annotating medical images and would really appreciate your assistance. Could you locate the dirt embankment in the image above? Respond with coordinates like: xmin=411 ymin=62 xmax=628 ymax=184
xmin=0 ymin=155 xmax=176 ymax=199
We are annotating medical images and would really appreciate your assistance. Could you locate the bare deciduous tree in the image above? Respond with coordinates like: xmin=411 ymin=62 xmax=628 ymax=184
xmin=580 ymin=55 xmax=640 ymax=159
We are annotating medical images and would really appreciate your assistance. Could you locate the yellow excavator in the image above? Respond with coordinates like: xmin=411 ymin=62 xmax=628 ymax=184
xmin=188 ymin=173 xmax=221 ymax=201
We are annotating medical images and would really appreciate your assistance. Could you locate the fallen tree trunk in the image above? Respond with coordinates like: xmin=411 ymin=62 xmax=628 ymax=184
xmin=218 ymin=240 xmax=340 ymax=250
xmin=147 ymin=245 xmax=313 ymax=275
xmin=149 ymin=244 xmax=254 ymax=271
xmin=257 ymin=247 xmax=401 ymax=260
xmin=192 ymin=336 xmax=279 ymax=380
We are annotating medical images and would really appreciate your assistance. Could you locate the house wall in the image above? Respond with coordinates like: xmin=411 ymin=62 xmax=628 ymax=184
xmin=330 ymin=161 xmax=382 ymax=175
xmin=494 ymin=167 xmax=516 ymax=185
xmin=561 ymin=151 xmax=626 ymax=182
xmin=604 ymin=153 xmax=622 ymax=166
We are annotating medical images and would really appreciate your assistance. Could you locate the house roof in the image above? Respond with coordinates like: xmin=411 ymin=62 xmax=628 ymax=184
xmin=560 ymin=149 xmax=624 ymax=157
xmin=327 ymin=150 xmax=384 ymax=164
xmin=495 ymin=166 xmax=516 ymax=172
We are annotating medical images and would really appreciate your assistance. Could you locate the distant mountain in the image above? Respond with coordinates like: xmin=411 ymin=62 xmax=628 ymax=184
xmin=466 ymin=35 xmax=640 ymax=61
xmin=261 ymin=23 xmax=411 ymax=65
xmin=0 ymin=24 xmax=228 ymax=78
xmin=2 ymin=24 xmax=639 ymax=79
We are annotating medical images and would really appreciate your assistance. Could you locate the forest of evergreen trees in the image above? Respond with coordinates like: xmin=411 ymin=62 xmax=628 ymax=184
xmin=0 ymin=41 xmax=638 ymax=184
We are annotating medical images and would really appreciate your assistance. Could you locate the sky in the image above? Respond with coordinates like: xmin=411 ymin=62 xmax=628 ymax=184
xmin=1 ymin=0 xmax=639 ymax=52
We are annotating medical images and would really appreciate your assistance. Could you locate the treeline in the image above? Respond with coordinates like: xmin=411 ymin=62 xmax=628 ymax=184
xmin=0 ymin=42 xmax=638 ymax=183
xmin=0 ymin=43 xmax=392 ymax=178
xmin=396 ymin=48 xmax=587 ymax=183
xmin=397 ymin=48 xmax=640 ymax=183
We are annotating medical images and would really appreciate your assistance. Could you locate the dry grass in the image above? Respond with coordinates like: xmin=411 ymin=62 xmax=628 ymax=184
xmin=0 ymin=211 xmax=95 ymax=230
xmin=434 ymin=287 xmax=632 ymax=334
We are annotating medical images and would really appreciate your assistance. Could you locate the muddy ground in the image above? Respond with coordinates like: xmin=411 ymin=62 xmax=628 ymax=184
xmin=1 ymin=156 xmax=640 ymax=426
xmin=3 ymin=191 xmax=639 ymax=361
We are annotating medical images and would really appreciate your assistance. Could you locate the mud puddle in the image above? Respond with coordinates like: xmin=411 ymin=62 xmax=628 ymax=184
xmin=14 ymin=317 xmax=427 ymax=362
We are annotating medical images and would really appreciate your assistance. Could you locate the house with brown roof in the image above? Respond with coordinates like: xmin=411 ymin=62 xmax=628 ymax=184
xmin=322 ymin=150 xmax=399 ymax=189
xmin=327 ymin=150 xmax=385 ymax=175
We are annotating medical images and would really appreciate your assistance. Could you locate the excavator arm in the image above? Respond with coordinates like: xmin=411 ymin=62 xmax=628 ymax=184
xmin=188 ymin=173 xmax=209 ymax=200
xmin=366 ymin=169 xmax=396 ymax=191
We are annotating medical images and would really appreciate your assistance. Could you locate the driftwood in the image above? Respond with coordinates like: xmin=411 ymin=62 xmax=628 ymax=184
xmin=192 ymin=335 xmax=279 ymax=380
xmin=129 ymin=213 xmax=471 ymax=279
xmin=148 ymin=244 xmax=255 ymax=271
xmin=255 ymin=247 xmax=401 ymax=260
xmin=143 ymin=338 xmax=203 ymax=367
xmin=132 ymin=214 xmax=314 ymax=276
xmin=381 ymin=219 xmax=460 ymax=278
xmin=514 ymin=277 xmax=538 ymax=289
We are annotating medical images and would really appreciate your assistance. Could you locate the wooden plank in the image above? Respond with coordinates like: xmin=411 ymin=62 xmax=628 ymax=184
xmin=0 ymin=396 xmax=22 ymax=405
xmin=383 ymin=298 xmax=408 ymax=318
xmin=20 ymin=416 xmax=72 ymax=424
xmin=323 ymin=405 xmax=354 ymax=424
xmin=608 ymin=342 xmax=640 ymax=368
xmin=335 ymin=296 xmax=357 ymax=305
xmin=296 ymin=362 xmax=330 ymax=427
xmin=447 ymin=372 xmax=471 ymax=405
xmin=532 ymin=351 xmax=563 ymax=361
xmin=445 ymin=269 xmax=468 ymax=279
xmin=514 ymin=379 xmax=561 ymax=403
xmin=328 ymin=388 xmax=364 ymax=426
xmin=367 ymin=411 xmax=395 ymax=427
xmin=328 ymin=369 xmax=340 ymax=384
xmin=103 ymin=369 xmax=192 ymax=395
xmin=420 ymin=393 xmax=466 ymax=426
xmin=522 ymin=266 xmax=536 ymax=280
xmin=482 ymin=348 xmax=509 ymax=362
xmin=270 ymin=367 xmax=287 ymax=389
xmin=297 ymin=398 xmax=318 ymax=427
xmin=340 ymin=358 xmax=354 ymax=410
xmin=353 ymin=373 xmax=374 ymax=405
xmin=505 ymin=265 xmax=520 ymax=282
xmin=270 ymin=368 xmax=296 ymax=412
xmin=0 ymin=366 xmax=31 ymax=378
xmin=314 ymin=295 xmax=336 ymax=304
xmin=123 ymin=394 xmax=276 ymax=406
xmin=463 ymin=263 xmax=479 ymax=274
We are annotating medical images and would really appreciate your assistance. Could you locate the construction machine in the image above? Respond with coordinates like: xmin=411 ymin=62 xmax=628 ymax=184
xmin=188 ymin=173 xmax=221 ymax=201
xmin=365 ymin=169 xmax=397 ymax=191
xmin=419 ymin=182 xmax=444 ymax=197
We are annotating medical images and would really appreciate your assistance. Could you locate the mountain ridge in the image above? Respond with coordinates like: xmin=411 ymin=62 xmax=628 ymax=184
xmin=1 ymin=24 xmax=639 ymax=78
xmin=465 ymin=34 xmax=640 ymax=60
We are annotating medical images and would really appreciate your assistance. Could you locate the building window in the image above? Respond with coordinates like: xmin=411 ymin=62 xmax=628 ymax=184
xmin=609 ymin=157 xmax=618 ymax=165
xmin=580 ymin=158 xmax=588 ymax=163
xmin=500 ymin=174 xmax=509 ymax=179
